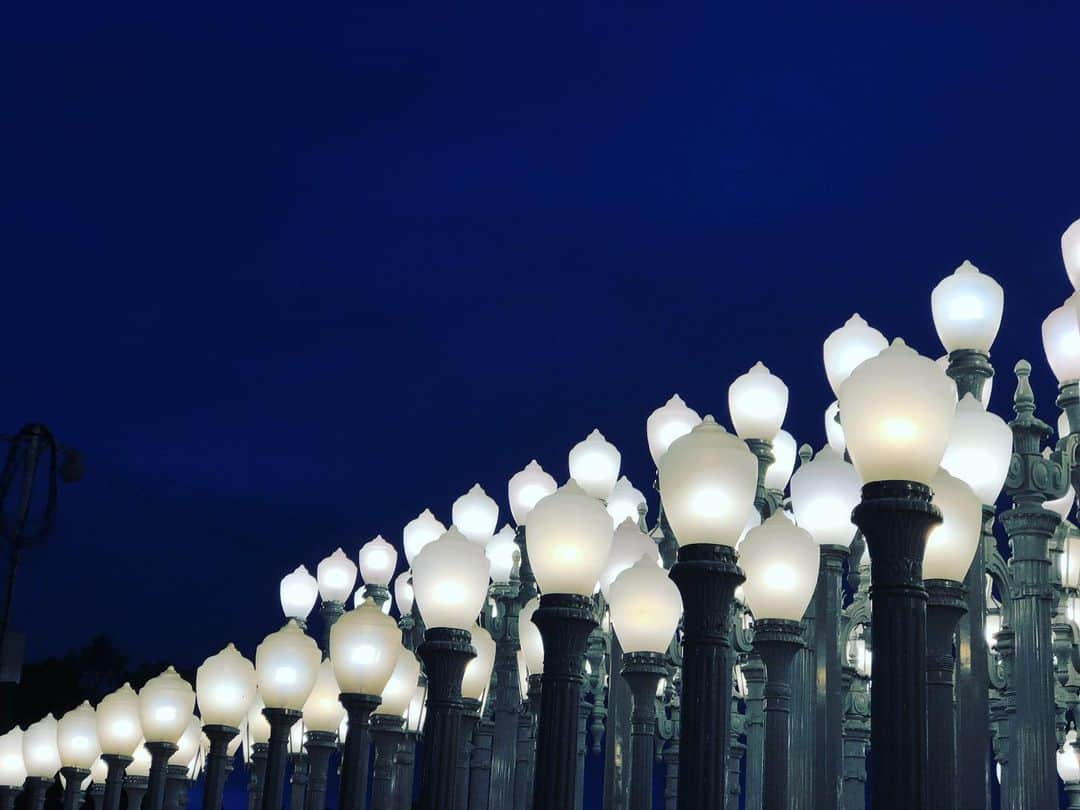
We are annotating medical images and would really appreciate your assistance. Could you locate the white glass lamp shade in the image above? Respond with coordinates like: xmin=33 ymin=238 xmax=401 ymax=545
xmin=245 ymin=696 xmax=270 ymax=745
xmin=606 ymin=477 xmax=647 ymax=528
xmin=168 ymin=716 xmax=201 ymax=766
xmin=735 ymin=507 xmax=762 ymax=549
xmin=23 ymin=715 xmax=61 ymax=778
xmin=0 ymin=729 xmax=26 ymax=787
xmin=647 ymin=394 xmax=702 ymax=466
xmin=57 ymin=701 xmax=101 ymax=769
xmin=568 ymin=430 xmax=622 ymax=500
xmin=317 ymin=548 xmax=358 ymax=604
xmin=825 ymin=402 xmax=846 ymax=454
xmin=1059 ymin=731 xmax=1080 ymax=783
xmin=393 ymin=573 xmax=415 ymax=615
xmin=789 ymin=446 xmax=861 ymax=548
xmin=836 ymin=339 xmax=956 ymax=486
xmin=599 ymin=519 xmax=660 ymax=600
xmin=227 ymin=724 xmax=244 ymax=758
xmin=196 ymin=643 xmax=256 ymax=729
xmin=608 ymin=555 xmax=683 ymax=653
xmin=127 ymin=742 xmax=152 ymax=778
xmin=329 ymin=600 xmax=401 ymax=695
xmin=1044 ymin=294 xmax=1080 ymax=384
xmin=764 ymin=430 xmax=798 ymax=492
xmin=280 ymin=565 xmax=318 ymax=622
xmin=405 ymin=684 xmax=427 ymax=733
xmin=1045 ymin=478 xmax=1075 ymax=520
xmin=526 ymin=481 xmax=614 ymax=596
xmin=403 ymin=509 xmax=447 ymax=567
xmin=357 ymin=536 xmax=398 ymax=587
xmin=739 ymin=514 xmax=820 ymax=621
xmin=96 ymin=683 xmax=142 ymax=756
xmin=254 ymin=620 xmax=321 ymax=710
xmin=89 ymin=756 xmax=108 ymax=785
xmin=1061 ymin=529 xmax=1080 ymax=590
xmin=485 ymin=525 xmax=519 ymax=584
xmin=461 ymin=625 xmax=497 ymax=701
xmin=302 ymin=659 xmax=345 ymax=733
xmin=519 ymin=598 xmax=544 ymax=675
xmin=924 ymin=468 xmax=983 ymax=582
xmin=728 ymin=362 xmax=789 ymax=440
xmin=1061 ymin=411 xmax=1072 ymax=439
xmin=508 ymin=461 xmax=557 ymax=527
xmin=823 ymin=314 xmax=888 ymax=397
xmin=452 ymin=484 xmax=499 ymax=545
xmin=1064 ymin=217 xmax=1080 ymax=291
xmin=658 ymin=416 xmax=759 ymax=547
xmin=931 ymin=261 xmax=1005 ymax=353
xmin=412 ymin=527 xmax=491 ymax=629
xmin=375 ymin=647 xmax=421 ymax=718
xmin=138 ymin=667 xmax=196 ymax=744
xmin=940 ymin=394 xmax=1012 ymax=505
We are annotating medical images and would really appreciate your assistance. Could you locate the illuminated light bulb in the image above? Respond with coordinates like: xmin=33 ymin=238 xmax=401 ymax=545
xmin=568 ymin=430 xmax=621 ymax=500
xmin=931 ymin=260 xmax=1004 ymax=353
xmin=526 ymin=481 xmax=614 ymax=596
xmin=606 ymin=476 xmax=647 ymax=528
xmin=764 ymin=429 xmax=798 ymax=492
xmin=823 ymin=314 xmax=888 ymax=397
xmin=508 ymin=461 xmax=557 ymax=527
xmin=452 ymin=484 xmax=499 ymax=545
xmin=279 ymin=565 xmax=318 ymax=622
xmin=329 ymin=600 xmax=401 ymax=695
xmin=728 ymin=362 xmax=789 ymax=440
xmin=358 ymin=535 xmax=398 ymax=587
xmin=402 ymin=509 xmax=447 ymax=567
xmin=317 ymin=548 xmax=358 ymax=604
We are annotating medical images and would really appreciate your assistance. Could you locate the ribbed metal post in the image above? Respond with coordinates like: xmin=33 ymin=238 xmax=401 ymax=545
xmin=122 ymin=776 xmax=148 ymax=810
xmin=456 ymin=699 xmax=481 ymax=810
xmin=620 ymin=651 xmax=666 ymax=810
xmin=302 ymin=731 xmax=337 ymax=810
xmin=248 ymin=743 xmax=268 ymax=810
xmin=288 ymin=754 xmax=309 ymax=810
xmin=469 ymin=715 xmax=494 ymax=810
xmin=60 ymin=766 xmax=90 ymax=810
xmin=840 ymin=667 xmax=869 ymax=810
xmin=742 ymin=655 xmax=766 ymax=810
xmin=925 ymin=579 xmax=967 ymax=810
xmin=489 ymin=579 xmax=522 ymax=810
xmin=394 ymin=732 xmax=418 ymax=810
xmin=101 ymin=755 xmax=132 ymax=810
xmin=145 ymin=742 xmax=179 ymax=810
xmin=370 ymin=715 xmax=402 ymax=810
xmin=754 ymin=619 xmax=804 ymax=810
xmin=338 ymin=694 xmax=381 ymax=810
xmin=201 ymin=725 xmax=238 ymax=810
xmin=514 ymin=676 xmax=541 ymax=810
xmin=815 ymin=546 xmax=847 ymax=810
xmin=260 ymin=709 xmax=301 ymax=810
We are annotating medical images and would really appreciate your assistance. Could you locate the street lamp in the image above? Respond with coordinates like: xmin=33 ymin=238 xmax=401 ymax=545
xmin=138 ymin=667 xmax=196 ymax=810
xmin=485 ymin=525 xmax=519 ymax=584
xmin=317 ymin=549 xmax=358 ymax=655
xmin=57 ymin=701 xmax=101 ymax=810
xmin=740 ymin=514 xmax=819 ymax=810
xmin=1059 ymin=731 xmax=1080 ymax=808
xmin=606 ymin=477 xmax=647 ymax=528
xmin=96 ymin=683 xmax=142 ymax=810
xmin=647 ymin=394 xmax=702 ymax=466
xmin=598 ymin=519 xmax=660 ymax=600
xmin=243 ymin=696 xmax=271 ymax=810
xmin=607 ymin=555 xmax=682 ymax=810
xmin=280 ymin=566 xmax=319 ymax=630
xmin=254 ymin=620 xmax=320 ymax=810
xmin=568 ymin=430 xmax=621 ymax=500
xmin=459 ymin=624 xmax=496 ymax=810
xmin=0 ymin=728 xmax=25 ymax=810
xmin=658 ymin=415 xmax=757 ymax=809
xmin=526 ymin=480 xmax=612 ymax=809
xmin=822 ymin=314 xmax=888 ymax=396
xmin=357 ymin=535 xmax=398 ymax=608
xmin=300 ymin=659 xmax=345 ymax=810
xmin=22 ymin=714 xmax=60 ymax=810
xmin=411 ymin=527 xmax=490 ymax=810
xmin=453 ymin=484 xmax=499 ymax=545
xmin=370 ymin=646 xmax=421 ymax=810
xmin=196 ymin=643 xmax=256 ymax=810
xmin=840 ymin=337 xmax=956 ymax=809
xmin=403 ymin=509 xmax=448 ymax=567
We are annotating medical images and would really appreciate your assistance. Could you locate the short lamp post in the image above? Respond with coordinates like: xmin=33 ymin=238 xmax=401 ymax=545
xmin=316 ymin=549 xmax=358 ymax=656
xmin=57 ymin=702 xmax=101 ymax=810
xmin=196 ymin=643 xmax=256 ymax=810
xmin=458 ymin=624 xmax=496 ymax=810
xmin=138 ymin=667 xmax=197 ymax=810
xmin=96 ymin=683 xmax=143 ymax=810
xmin=0 ymin=728 xmax=25 ymax=810
xmin=300 ymin=659 xmax=345 ymax=810
xmin=358 ymin=535 xmax=399 ymax=609
xmin=608 ymin=556 xmax=682 ymax=810
xmin=370 ymin=646 xmax=421 ymax=810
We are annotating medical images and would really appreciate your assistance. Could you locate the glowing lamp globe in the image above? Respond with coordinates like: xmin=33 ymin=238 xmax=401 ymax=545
xmin=90 ymin=757 xmax=108 ymax=785
xmin=507 ymin=461 xmax=557 ymax=527
xmin=647 ymin=394 xmax=702 ymax=466
xmin=736 ymin=507 xmax=762 ymax=549
xmin=127 ymin=743 xmax=151 ymax=778
xmin=23 ymin=715 xmax=61 ymax=778
xmin=96 ymin=683 xmax=142 ymax=757
xmin=302 ymin=659 xmax=345 ymax=733
xmin=1059 ymin=731 xmax=1080 ymax=783
xmin=196 ymin=643 xmax=256 ymax=728
xmin=1063 ymin=529 xmax=1080 ymax=590
xmin=739 ymin=514 xmax=820 ymax=621
xmin=568 ymin=430 xmax=622 ymax=500
xmin=485 ymin=525 xmax=519 ymax=584
xmin=765 ymin=430 xmax=798 ymax=492
xmin=728 ymin=362 xmax=789 ymax=440
xmin=1063 ymin=217 xmax=1080 ymax=291
xmin=0 ymin=729 xmax=26 ymax=787
xmin=461 ymin=625 xmax=497 ymax=701
xmin=393 ymin=573 xmax=415 ymax=615
xmin=931 ymin=261 xmax=1004 ymax=353
xmin=403 ymin=509 xmax=447 ymax=567
xmin=57 ymin=702 xmax=101 ymax=769
xmin=924 ymin=468 xmax=983 ymax=582
xmin=317 ymin=548 xmax=358 ymax=604
xmin=254 ymin=620 xmax=321 ymax=710
xmin=358 ymin=535 xmax=398 ymax=587
xmin=825 ymin=401 xmax=846 ymax=454
xmin=606 ymin=477 xmax=647 ymax=528
xmin=519 ymin=597 xmax=544 ymax=675
xmin=375 ymin=647 xmax=421 ymax=718
xmin=836 ymin=339 xmax=956 ymax=486
xmin=608 ymin=555 xmax=683 ymax=653
xmin=1043 ymin=294 xmax=1080 ymax=384
xmin=405 ymin=684 xmax=427 ymax=734
xmin=823 ymin=314 xmax=888 ymax=397
xmin=138 ymin=667 xmax=196 ymax=744
xmin=658 ymin=416 xmax=758 ymax=547
xmin=279 ymin=565 xmax=318 ymax=622
xmin=329 ymin=599 xmax=401 ymax=695
xmin=939 ymin=394 xmax=1012 ymax=505
xmin=789 ymin=446 xmax=861 ymax=548
xmin=412 ymin=527 xmax=491 ymax=629
xmin=245 ymin=696 xmax=270 ymax=745
xmin=168 ymin=716 xmax=201 ymax=766
xmin=599 ymin=519 xmax=660 ymax=600
xmin=1046 ymin=484 xmax=1075 ymax=520
xmin=526 ymin=481 xmax=614 ymax=596
xmin=453 ymin=484 xmax=499 ymax=545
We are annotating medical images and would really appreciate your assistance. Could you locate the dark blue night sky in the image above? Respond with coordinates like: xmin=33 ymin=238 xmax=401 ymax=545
xmin=3 ymin=3 xmax=1080 ymax=669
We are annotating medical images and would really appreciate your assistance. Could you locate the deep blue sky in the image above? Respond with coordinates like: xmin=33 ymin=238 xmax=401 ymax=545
xmin=3 ymin=3 xmax=1080 ymax=666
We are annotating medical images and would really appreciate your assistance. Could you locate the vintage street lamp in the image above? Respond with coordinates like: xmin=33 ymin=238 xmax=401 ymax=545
xmin=1058 ymin=731 xmax=1080 ymax=809
xmin=606 ymin=476 xmax=647 ymax=528
xmin=412 ymin=527 xmax=490 ymax=810
xmin=598 ymin=519 xmax=660 ymax=600
xmin=526 ymin=481 xmax=613 ymax=810
xmin=124 ymin=743 xmax=151 ymax=810
xmin=317 ymin=549 xmax=358 ymax=654
xmin=254 ymin=621 xmax=320 ymax=810
xmin=370 ymin=646 xmax=421 ymax=810
xmin=329 ymin=599 xmax=400 ymax=810
xmin=459 ymin=624 xmax=496 ymax=809
xmin=453 ymin=484 xmax=499 ymax=545
xmin=658 ymin=415 xmax=757 ymax=809
xmin=0 ymin=727 xmax=25 ymax=810
xmin=164 ymin=716 xmax=200 ymax=810
xmin=568 ymin=429 xmax=622 ymax=500
xmin=280 ymin=566 xmax=319 ymax=630
xmin=729 ymin=362 xmax=789 ymax=515
xmin=57 ymin=701 xmax=101 ymax=810
xmin=138 ymin=667 xmax=196 ymax=810
xmin=741 ymin=514 xmax=819 ymax=810
xmin=357 ymin=536 xmax=399 ymax=608
xmin=243 ymin=696 xmax=271 ymax=810
xmin=22 ymin=714 xmax=60 ymax=810
xmin=646 ymin=394 xmax=702 ymax=466
xmin=300 ymin=658 xmax=345 ymax=810
xmin=823 ymin=314 xmax=888 ymax=398
xmin=196 ymin=643 xmax=256 ymax=810
xmin=840 ymin=337 xmax=956 ymax=808
xmin=96 ymin=683 xmax=142 ymax=810
xmin=607 ymin=555 xmax=682 ymax=810
xmin=404 ymin=509 xmax=448 ymax=567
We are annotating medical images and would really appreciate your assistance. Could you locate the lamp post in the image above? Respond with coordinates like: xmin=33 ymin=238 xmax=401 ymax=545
xmin=300 ymin=658 xmax=345 ymax=810
xmin=163 ymin=715 xmax=200 ymax=810
xmin=840 ymin=338 xmax=956 ymax=809
xmin=317 ymin=549 xmax=358 ymax=656
xmin=398 ymin=683 xmax=427 ymax=810
xmin=22 ymin=714 xmax=60 ymax=810
xmin=196 ymin=643 xmax=256 ymax=810
xmin=123 ymin=744 xmax=151 ymax=810
xmin=0 ymin=728 xmax=25 ymax=810
xmin=370 ymin=646 xmax=420 ymax=810
xmin=517 ymin=598 xmax=543 ymax=810
xmin=280 ymin=565 xmax=319 ymax=631
xmin=1059 ymin=732 xmax=1080 ymax=809
xmin=358 ymin=535 xmax=399 ymax=609
xmin=57 ymin=702 xmax=101 ymax=810
xmin=138 ymin=667 xmax=196 ymax=810
xmin=96 ymin=683 xmax=142 ymax=810
xmin=458 ymin=625 xmax=495 ymax=810
xmin=243 ymin=697 xmax=270 ymax=810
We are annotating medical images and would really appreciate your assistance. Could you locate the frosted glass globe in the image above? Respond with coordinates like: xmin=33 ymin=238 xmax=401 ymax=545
xmin=1058 ymin=731 xmax=1080 ymax=783
xmin=90 ymin=756 xmax=108 ymax=785
xmin=837 ymin=339 xmax=956 ymax=486
xmin=764 ymin=430 xmax=797 ymax=492
xmin=317 ymin=549 xmax=358 ymax=604
xmin=403 ymin=509 xmax=447 ymax=567
xmin=568 ymin=430 xmax=622 ymax=500
xmin=254 ymin=620 xmax=321 ymax=710
xmin=405 ymin=684 xmax=427 ymax=733
xmin=939 ymin=394 xmax=1012 ymax=505
xmin=735 ymin=507 xmax=761 ymax=549
xmin=358 ymin=535 xmax=398 ymax=587
xmin=485 ymin=525 xmax=519 ymax=584
xmin=58 ymin=701 xmax=101 ymax=769
xmin=412 ymin=527 xmax=491 ymax=629
xmin=507 ymin=461 xmax=557 ymax=527
xmin=1064 ymin=217 xmax=1080 ymax=292
xmin=647 ymin=394 xmax=702 ymax=466
xmin=462 ymin=625 xmax=496 ymax=701
xmin=519 ymin=598 xmax=544 ymax=675
xmin=608 ymin=556 xmax=683 ymax=653
xmin=168 ymin=716 xmax=201 ymax=766
xmin=606 ymin=477 xmax=647 ymax=528
xmin=196 ymin=643 xmax=256 ymax=728
xmin=375 ymin=646 xmax=421 ymax=718
xmin=138 ymin=667 xmax=196 ymax=744
xmin=453 ymin=484 xmax=499 ymax=545
xmin=789 ymin=446 xmax=861 ymax=548
xmin=279 ymin=566 xmax=318 ymax=622
xmin=1044 ymin=294 xmax=1080 ymax=384
xmin=393 ymin=573 xmax=414 ymax=615
xmin=823 ymin=314 xmax=888 ymax=397
xmin=728 ymin=362 xmax=789 ymax=440
xmin=526 ymin=481 xmax=614 ymax=596
xmin=302 ymin=659 xmax=345 ymax=734
xmin=1062 ymin=529 xmax=1080 ymax=590
xmin=23 ymin=714 xmax=61 ymax=778
xmin=0 ymin=729 xmax=26 ymax=787
xmin=598 ymin=519 xmax=660 ymax=600
xmin=245 ymin=695 xmax=270 ymax=745
xmin=739 ymin=514 xmax=820 ymax=621
xmin=96 ymin=683 xmax=142 ymax=757
xmin=825 ymin=401 xmax=846 ymax=454
xmin=1045 ymin=484 xmax=1075 ymax=520
xmin=658 ymin=416 xmax=758 ymax=547
xmin=126 ymin=742 xmax=151 ymax=778
xmin=931 ymin=260 xmax=1004 ymax=353
xmin=924 ymin=468 xmax=983 ymax=582
xmin=329 ymin=600 xmax=401 ymax=695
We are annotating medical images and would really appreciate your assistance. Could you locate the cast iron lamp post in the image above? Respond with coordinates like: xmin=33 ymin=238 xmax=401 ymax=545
xmin=243 ymin=696 xmax=271 ymax=810
xmin=138 ymin=667 xmax=196 ymax=810
xmin=96 ymin=683 xmax=142 ymax=810
xmin=517 ymin=596 xmax=544 ymax=809
xmin=196 ymin=643 xmax=256 ymax=810
xmin=0 ymin=728 xmax=25 ymax=810
xmin=22 ymin=714 xmax=60 ymax=810
xmin=839 ymin=337 xmax=957 ymax=809
xmin=299 ymin=658 xmax=345 ymax=810
xmin=316 ymin=549 xmax=358 ymax=655
xmin=607 ymin=555 xmax=682 ymax=810
xmin=412 ymin=527 xmax=491 ymax=810
xmin=459 ymin=623 xmax=496 ymax=810
xmin=163 ymin=715 xmax=200 ymax=810
xmin=57 ymin=701 xmax=101 ymax=810
xmin=280 ymin=565 xmax=319 ymax=631
xmin=358 ymin=535 xmax=399 ymax=609
xmin=658 ymin=415 xmax=758 ymax=809
xmin=370 ymin=645 xmax=421 ymax=810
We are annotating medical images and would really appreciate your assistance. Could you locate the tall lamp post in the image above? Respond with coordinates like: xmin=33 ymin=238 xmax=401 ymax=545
xmin=459 ymin=624 xmax=496 ymax=810
xmin=370 ymin=646 xmax=420 ymax=810
xmin=0 ymin=728 xmax=24 ymax=810
xmin=299 ymin=658 xmax=345 ymax=810
xmin=196 ymin=644 xmax=256 ymax=810
xmin=96 ymin=683 xmax=142 ymax=810
xmin=316 ymin=549 xmax=358 ymax=656
xmin=57 ymin=701 xmax=101 ymax=810
xmin=358 ymin=535 xmax=399 ymax=609
xmin=138 ymin=667 xmax=196 ymax=810
xmin=21 ymin=714 xmax=60 ymax=810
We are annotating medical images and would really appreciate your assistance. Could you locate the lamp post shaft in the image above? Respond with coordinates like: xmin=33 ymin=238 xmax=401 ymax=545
xmin=456 ymin=702 xmax=480 ymax=810
xmin=101 ymin=755 xmax=132 ymax=810
xmin=621 ymin=652 xmax=666 ymax=810
xmin=468 ymin=716 xmax=494 ymax=810
xmin=289 ymin=754 xmax=309 ymax=810
xmin=840 ymin=668 xmax=870 ymax=810
xmin=742 ymin=655 xmax=766 ymax=810
xmin=370 ymin=715 xmax=403 ymax=810
xmin=162 ymin=765 xmax=189 ymax=810
xmin=302 ymin=731 xmax=338 ymax=810
xmin=489 ymin=585 xmax=521 ymax=810
xmin=201 ymin=725 xmax=238 ymax=810
xmin=754 ymin=619 xmax=803 ymax=810
xmin=248 ymin=743 xmax=268 ymax=810
xmin=814 ymin=546 xmax=847 ymax=810
xmin=319 ymin=601 xmax=344 ymax=659
xmin=145 ymin=742 xmax=179 ymax=810
xmin=604 ymin=632 xmax=633 ymax=810
xmin=514 ymin=676 xmax=541 ymax=810
xmin=260 ymin=708 xmax=301 ymax=810
xmin=395 ymin=732 xmax=418 ymax=810
xmin=338 ymin=693 xmax=381 ymax=810
xmin=0 ymin=787 xmax=16 ymax=810
xmin=1066 ymin=784 xmax=1080 ymax=809
xmin=925 ymin=580 xmax=968 ymax=810
xmin=790 ymin=597 xmax=816 ymax=810
xmin=59 ymin=766 xmax=89 ymax=810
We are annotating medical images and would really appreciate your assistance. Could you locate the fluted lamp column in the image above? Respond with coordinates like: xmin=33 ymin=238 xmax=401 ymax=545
xmin=517 ymin=597 xmax=544 ymax=810
xmin=196 ymin=643 xmax=256 ymax=810
xmin=0 ymin=728 xmax=26 ymax=810
xmin=1058 ymin=732 xmax=1080 ymax=809
xmin=123 ymin=744 xmax=152 ymax=810
xmin=243 ymin=697 xmax=271 ymax=810
xmin=95 ymin=684 xmax=143 ymax=810
xmin=317 ymin=549 xmax=358 ymax=657
xmin=162 ymin=715 xmax=200 ymax=810
xmin=138 ymin=667 xmax=196 ymax=810
xmin=370 ymin=646 xmax=421 ymax=810
xmin=458 ymin=624 xmax=496 ymax=810
xmin=299 ymin=659 xmax=346 ymax=810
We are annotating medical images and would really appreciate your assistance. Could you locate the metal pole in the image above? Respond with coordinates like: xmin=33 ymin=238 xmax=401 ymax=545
xmin=742 ymin=655 xmax=766 ymax=810
xmin=468 ymin=715 xmax=494 ymax=810
xmin=288 ymin=754 xmax=309 ymax=810
xmin=456 ymin=700 xmax=480 ymax=810
xmin=790 ymin=594 xmax=817 ymax=810
xmin=60 ymin=767 xmax=90 ymax=810
xmin=620 ymin=652 xmax=666 ymax=810
xmin=514 ymin=676 xmax=540 ymax=810
xmin=248 ymin=743 xmax=268 ymax=810
xmin=394 ymin=732 xmax=418 ymax=810
xmin=604 ymin=632 xmax=632 ymax=810
xmin=145 ymin=742 xmax=179 ymax=810
xmin=814 ymin=546 xmax=847 ymax=810
xmin=488 ymin=581 xmax=521 ymax=810
xmin=201 ymin=725 xmax=237 ymax=810
xmin=417 ymin=627 xmax=475 ymax=810
xmin=338 ymin=694 xmax=381 ymax=810
xmin=925 ymin=579 xmax=967 ymax=810
xmin=100 ymin=755 xmax=131 ymax=810
xmin=754 ymin=619 xmax=804 ymax=810
xmin=260 ymin=709 xmax=301 ymax=810
xmin=302 ymin=731 xmax=337 ymax=810
xmin=319 ymin=602 xmax=344 ymax=660
xmin=840 ymin=667 xmax=870 ymax=810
